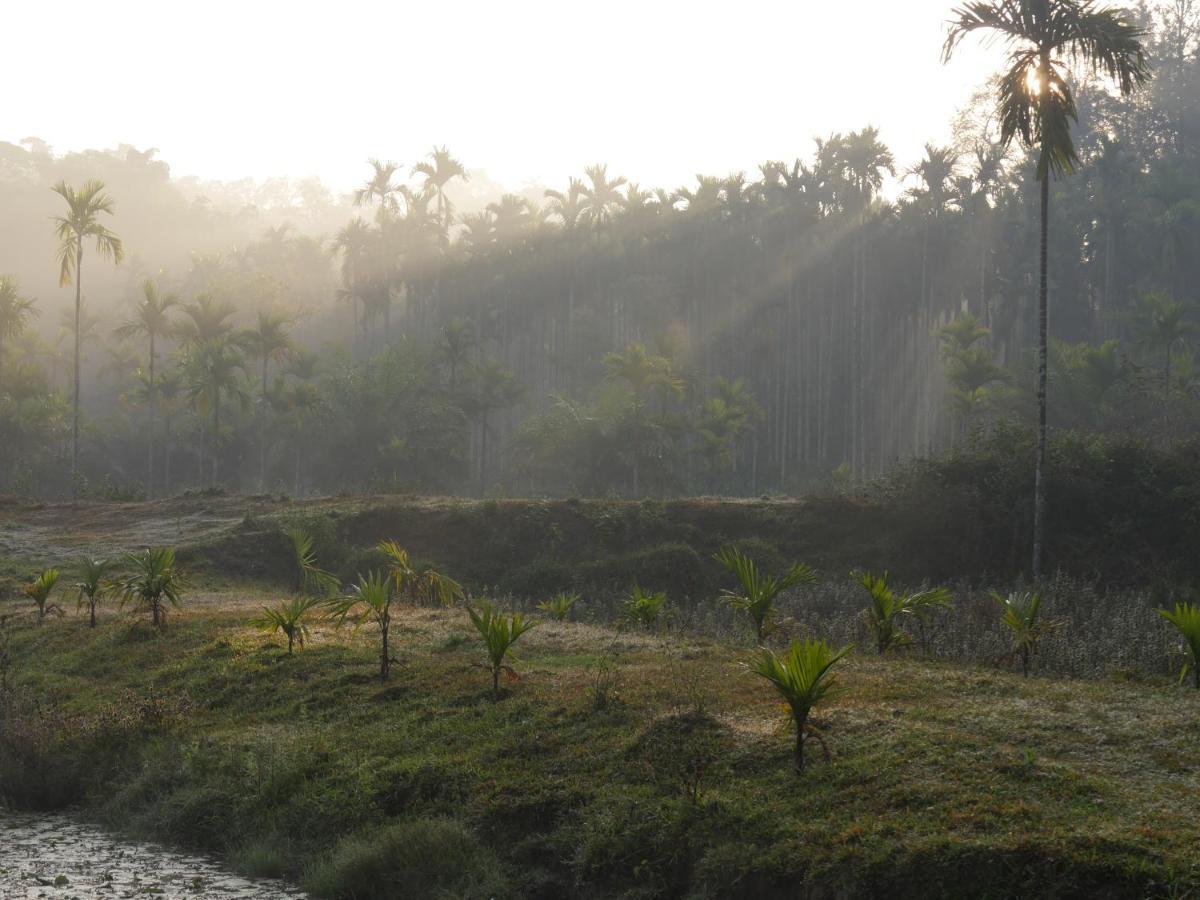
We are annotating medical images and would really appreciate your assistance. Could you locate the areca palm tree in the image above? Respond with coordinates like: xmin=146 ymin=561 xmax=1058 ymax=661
xmin=176 ymin=293 xmax=237 ymax=343
xmin=354 ymin=158 xmax=404 ymax=223
xmin=331 ymin=218 xmax=375 ymax=353
xmin=602 ymin=343 xmax=683 ymax=496
xmin=465 ymin=359 xmax=525 ymax=495
xmin=184 ymin=335 xmax=249 ymax=486
xmin=0 ymin=276 xmax=37 ymax=396
xmin=579 ymin=164 xmax=627 ymax=229
xmin=944 ymin=0 xmax=1150 ymax=580
xmin=52 ymin=180 xmax=124 ymax=501
xmin=1133 ymin=290 xmax=1192 ymax=385
xmin=413 ymin=146 xmax=468 ymax=243
xmin=244 ymin=311 xmax=293 ymax=491
xmin=115 ymin=279 xmax=177 ymax=498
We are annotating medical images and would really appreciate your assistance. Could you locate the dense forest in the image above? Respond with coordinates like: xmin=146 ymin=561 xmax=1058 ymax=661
xmin=0 ymin=1 xmax=1197 ymax=501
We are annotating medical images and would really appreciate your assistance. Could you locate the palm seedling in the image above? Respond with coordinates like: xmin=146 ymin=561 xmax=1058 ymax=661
xmin=1158 ymin=602 xmax=1200 ymax=690
xmin=24 ymin=569 xmax=62 ymax=624
xmin=378 ymin=540 xmax=463 ymax=606
xmin=857 ymin=571 xmax=952 ymax=654
xmin=286 ymin=526 xmax=338 ymax=596
xmin=994 ymin=590 xmax=1060 ymax=677
xmin=75 ymin=556 xmax=114 ymax=628
xmin=467 ymin=601 xmax=537 ymax=699
xmin=328 ymin=571 xmax=398 ymax=681
xmin=622 ymin=585 xmax=668 ymax=629
xmin=715 ymin=545 xmax=816 ymax=641
xmin=252 ymin=595 xmax=326 ymax=656
xmin=117 ymin=547 xmax=184 ymax=628
xmin=748 ymin=638 xmax=851 ymax=771
xmin=537 ymin=591 xmax=580 ymax=622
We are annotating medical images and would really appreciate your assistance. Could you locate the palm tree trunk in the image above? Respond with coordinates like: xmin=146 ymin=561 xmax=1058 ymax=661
xmin=72 ymin=238 xmax=83 ymax=503
xmin=1032 ymin=174 xmax=1050 ymax=581
xmin=380 ymin=624 xmax=390 ymax=681
xmin=147 ymin=334 xmax=156 ymax=500
xmin=259 ymin=358 xmax=268 ymax=492
xmin=211 ymin=397 xmax=221 ymax=487
xmin=479 ymin=411 xmax=489 ymax=496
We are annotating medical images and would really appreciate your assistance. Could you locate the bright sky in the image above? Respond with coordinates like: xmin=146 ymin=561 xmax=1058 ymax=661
xmin=5 ymin=0 xmax=1007 ymax=195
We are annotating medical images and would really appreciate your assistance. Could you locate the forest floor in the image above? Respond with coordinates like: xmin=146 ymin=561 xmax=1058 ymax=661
xmin=2 ymin=586 xmax=1199 ymax=898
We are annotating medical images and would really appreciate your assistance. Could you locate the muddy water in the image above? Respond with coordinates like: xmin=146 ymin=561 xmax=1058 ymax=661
xmin=0 ymin=812 xmax=306 ymax=898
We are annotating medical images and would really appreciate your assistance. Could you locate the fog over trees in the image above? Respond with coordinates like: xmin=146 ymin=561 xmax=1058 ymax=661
xmin=0 ymin=2 xmax=1197 ymax=501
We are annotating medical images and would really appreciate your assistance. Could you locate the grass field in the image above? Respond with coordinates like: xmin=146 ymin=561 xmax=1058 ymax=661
xmin=2 ymin=496 xmax=1199 ymax=898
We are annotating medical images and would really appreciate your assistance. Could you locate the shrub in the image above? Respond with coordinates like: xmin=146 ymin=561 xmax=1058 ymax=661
xmin=537 ymin=591 xmax=579 ymax=622
xmin=304 ymin=818 xmax=509 ymax=899
xmin=622 ymin=585 xmax=668 ymax=628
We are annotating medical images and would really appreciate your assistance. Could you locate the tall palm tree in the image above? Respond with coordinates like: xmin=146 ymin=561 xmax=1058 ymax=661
xmin=331 ymin=218 xmax=375 ymax=353
xmin=944 ymin=0 xmax=1150 ymax=579
xmin=52 ymin=180 xmax=124 ymax=501
xmin=354 ymin=158 xmax=404 ymax=223
xmin=184 ymin=335 xmax=248 ymax=487
xmin=578 ymin=164 xmax=627 ymax=229
xmin=0 ymin=276 xmax=37 ymax=396
xmin=176 ymin=293 xmax=237 ymax=343
xmin=115 ymin=279 xmax=177 ymax=498
xmin=603 ymin=343 xmax=683 ymax=496
xmin=466 ymin=359 xmax=525 ymax=495
xmin=413 ymin=146 xmax=468 ymax=243
xmin=243 ymin=311 xmax=293 ymax=491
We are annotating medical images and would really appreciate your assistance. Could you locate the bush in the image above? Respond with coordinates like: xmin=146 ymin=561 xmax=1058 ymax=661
xmin=304 ymin=818 xmax=510 ymax=899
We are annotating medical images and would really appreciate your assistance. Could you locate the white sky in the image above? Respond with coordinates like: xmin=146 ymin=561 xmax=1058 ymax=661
xmin=5 ymin=0 xmax=1007 ymax=195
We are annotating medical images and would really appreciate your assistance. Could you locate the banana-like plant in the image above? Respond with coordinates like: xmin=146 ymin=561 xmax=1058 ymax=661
xmin=994 ymin=590 xmax=1060 ymax=677
xmin=252 ymin=595 xmax=326 ymax=656
xmin=74 ymin=556 xmax=114 ymax=628
xmin=378 ymin=540 xmax=463 ymax=606
xmin=116 ymin=547 xmax=184 ymax=628
xmin=537 ymin=591 xmax=579 ymax=622
xmin=856 ymin=571 xmax=952 ymax=654
xmin=1158 ymin=602 xmax=1200 ymax=690
xmin=285 ymin=527 xmax=338 ymax=596
xmin=748 ymin=638 xmax=851 ymax=771
xmin=715 ymin=545 xmax=816 ymax=640
xmin=327 ymin=571 xmax=397 ymax=681
xmin=25 ymin=569 xmax=62 ymax=624
xmin=622 ymin=585 xmax=667 ymax=628
xmin=467 ymin=601 xmax=537 ymax=699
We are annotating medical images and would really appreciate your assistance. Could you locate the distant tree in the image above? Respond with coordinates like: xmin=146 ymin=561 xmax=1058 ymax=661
xmin=945 ymin=0 xmax=1150 ymax=579
xmin=243 ymin=311 xmax=293 ymax=491
xmin=184 ymin=335 xmax=248 ymax=486
xmin=464 ymin=359 xmax=525 ymax=495
xmin=52 ymin=179 xmax=124 ymax=501
xmin=0 ymin=276 xmax=37 ymax=396
xmin=603 ymin=343 xmax=682 ymax=496
xmin=1133 ymin=290 xmax=1193 ymax=385
xmin=114 ymin=279 xmax=177 ymax=498
xmin=413 ymin=146 xmax=468 ymax=243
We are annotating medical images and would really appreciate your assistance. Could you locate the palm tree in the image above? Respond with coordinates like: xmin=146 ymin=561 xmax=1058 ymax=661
xmin=252 ymin=595 xmax=326 ymax=656
xmin=243 ymin=311 xmax=293 ymax=491
xmin=994 ymin=590 xmax=1060 ymax=676
xmin=52 ymin=180 xmax=124 ymax=501
xmin=944 ymin=0 xmax=1150 ymax=580
xmin=413 ymin=146 xmax=468 ymax=243
xmin=331 ymin=218 xmax=375 ymax=353
xmin=715 ymin=546 xmax=816 ymax=641
xmin=117 ymin=547 xmax=184 ymax=628
xmin=377 ymin=540 xmax=463 ymax=607
xmin=184 ymin=335 xmax=248 ymax=486
xmin=1133 ymin=290 xmax=1192 ymax=385
xmin=24 ymin=568 xmax=62 ymax=624
xmin=328 ymin=571 xmax=399 ymax=681
xmin=578 ymin=164 xmax=627 ymax=229
xmin=74 ymin=556 xmax=114 ymax=628
xmin=1158 ymin=602 xmax=1200 ymax=690
xmin=748 ymin=638 xmax=851 ymax=771
xmin=857 ymin=571 xmax=953 ymax=654
xmin=176 ymin=293 xmax=237 ymax=343
xmin=0 ymin=276 xmax=37 ymax=396
xmin=465 ymin=359 xmax=525 ymax=495
xmin=354 ymin=158 xmax=404 ymax=223
xmin=467 ymin=601 xmax=537 ymax=699
xmin=115 ymin=279 xmax=177 ymax=498
xmin=602 ymin=343 xmax=682 ymax=496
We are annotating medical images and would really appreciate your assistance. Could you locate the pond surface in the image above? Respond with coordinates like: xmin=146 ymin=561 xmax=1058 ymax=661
xmin=0 ymin=812 xmax=305 ymax=898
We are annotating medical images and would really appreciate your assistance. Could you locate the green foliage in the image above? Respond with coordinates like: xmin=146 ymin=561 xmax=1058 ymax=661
xmin=622 ymin=585 xmax=668 ymax=628
xmin=328 ymin=571 xmax=397 ymax=680
xmin=303 ymin=818 xmax=510 ymax=900
xmin=466 ymin=601 xmax=537 ymax=699
xmin=285 ymin=527 xmax=338 ymax=596
xmin=24 ymin=568 xmax=61 ymax=624
xmin=1157 ymin=602 xmax=1200 ymax=689
xmin=994 ymin=590 xmax=1061 ymax=677
xmin=748 ymin=638 xmax=851 ymax=770
xmin=857 ymin=571 xmax=953 ymax=654
xmin=251 ymin=595 xmax=326 ymax=656
xmin=714 ymin=544 xmax=815 ymax=640
xmin=377 ymin=540 xmax=463 ymax=606
xmin=537 ymin=591 xmax=579 ymax=622
xmin=116 ymin=548 xmax=184 ymax=628
xmin=73 ymin=556 xmax=114 ymax=628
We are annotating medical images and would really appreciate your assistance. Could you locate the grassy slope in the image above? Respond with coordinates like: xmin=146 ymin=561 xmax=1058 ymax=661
xmin=4 ymin=593 xmax=1199 ymax=899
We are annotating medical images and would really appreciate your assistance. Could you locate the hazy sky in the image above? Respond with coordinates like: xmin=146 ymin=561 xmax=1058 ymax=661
xmin=6 ymin=0 xmax=1006 ymax=195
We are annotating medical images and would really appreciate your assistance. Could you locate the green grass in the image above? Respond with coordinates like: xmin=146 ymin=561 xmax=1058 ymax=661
xmin=3 ymin=593 xmax=1199 ymax=898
